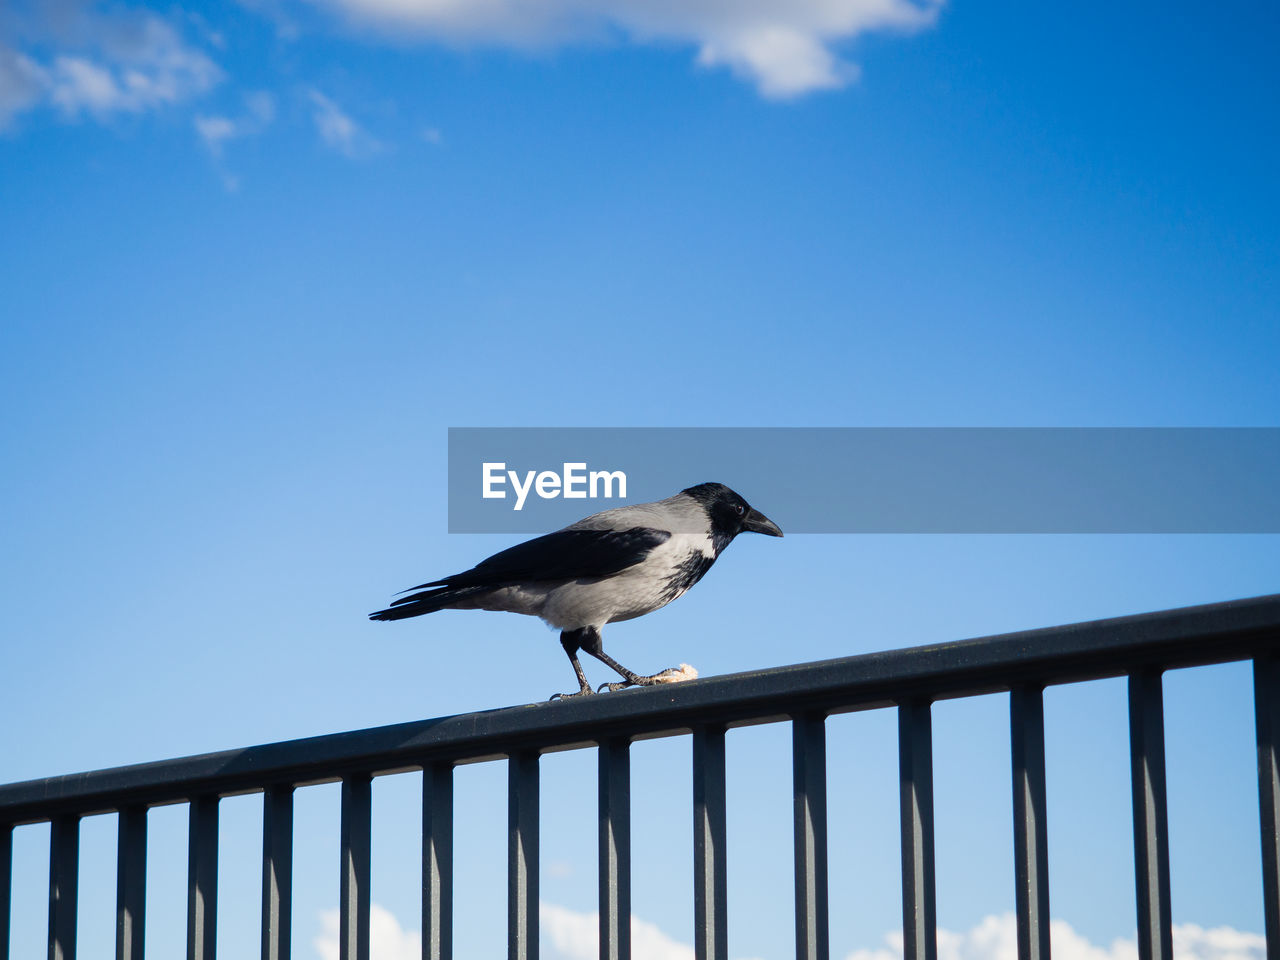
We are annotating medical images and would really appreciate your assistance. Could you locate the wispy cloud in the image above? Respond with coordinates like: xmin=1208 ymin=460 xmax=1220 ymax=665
xmin=0 ymin=2 xmax=221 ymax=131
xmin=0 ymin=45 xmax=46 ymax=129
xmin=302 ymin=0 xmax=943 ymax=99
xmin=312 ymin=905 xmax=1265 ymax=960
xmin=194 ymin=113 xmax=237 ymax=154
xmin=846 ymin=914 xmax=1266 ymax=960
xmin=195 ymin=90 xmax=275 ymax=156
xmin=194 ymin=91 xmax=275 ymax=190
xmin=308 ymin=88 xmax=381 ymax=157
xmin=310 ymin=902 xmax=750 ymax=960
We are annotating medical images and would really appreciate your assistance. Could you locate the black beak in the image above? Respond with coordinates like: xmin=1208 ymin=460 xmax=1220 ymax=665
xmin=742 ymin=507 xmax=784 ymax=537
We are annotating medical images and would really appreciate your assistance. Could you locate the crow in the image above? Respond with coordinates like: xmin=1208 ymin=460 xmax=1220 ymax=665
xmin=369 ymin=482 xmax=783 ymax=699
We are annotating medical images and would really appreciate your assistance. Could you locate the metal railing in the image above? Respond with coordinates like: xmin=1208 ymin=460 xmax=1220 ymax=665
xmin=2 ymin=593 xmax=1279 ymax=960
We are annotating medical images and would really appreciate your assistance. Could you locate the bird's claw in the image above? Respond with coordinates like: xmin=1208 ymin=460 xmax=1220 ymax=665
xmin=597 ymin=665 xmax=698 ymax=693
xmin=550 ymin=687 xmax=595 ymax=701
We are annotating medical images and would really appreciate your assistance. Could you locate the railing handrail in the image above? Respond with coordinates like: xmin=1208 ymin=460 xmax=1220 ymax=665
xmin=3 ymin=591 xmax=1278 ymax=826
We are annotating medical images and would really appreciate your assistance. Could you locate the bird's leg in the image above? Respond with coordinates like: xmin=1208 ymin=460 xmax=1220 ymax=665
xmin=549 ymin=629 xmax=596 ymax=701
xmin=578 ymin=627 xmax=692 ymax=693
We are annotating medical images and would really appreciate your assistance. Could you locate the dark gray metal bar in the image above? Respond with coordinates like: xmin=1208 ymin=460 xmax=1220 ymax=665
xmin=1011 ymin=686 xmax=1051 ymax=960
xmin=793 ymin=714 xmax=829 ymax=960
xmin=423 ymin=763 xmax=453 ymax=960
xmin=693 ymin=725 xmax=727 ymax=960
xmin=187 ymin=795 xmax=218 ymax=960
xmin=899 ymin=701 xmax=936 ymax=960
xmin=1255 ymin=655 xmax=1280 ymax=960
xmin=262 ymin=785 xmax=293 ymax=960
xmin=6 ymin=594 xmax=1280 ymax=826
xmin=49 ymin=815 xmax=79 ymax=960
xmin=599 ymin=738 xmax=631 ymax=960
xmin=1129 ymin=670 xmax=1172 ymax=960
xmin=116 ymin=806 xmax=147 ymax=960
xmin=340 ymin=776 xmax=372 ymax=960
xmin=508 ymin=751 xmax=540 ymax=960
xmin=1 ymin=823 xmax=11 ymax=960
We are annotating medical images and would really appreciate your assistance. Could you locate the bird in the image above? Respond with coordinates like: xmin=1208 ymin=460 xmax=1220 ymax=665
xmin=369 ymin=482 xmax=783 ymax=699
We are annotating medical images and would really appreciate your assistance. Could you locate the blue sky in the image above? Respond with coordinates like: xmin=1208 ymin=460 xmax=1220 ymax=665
xmin=1 ymin=0 xmax=1278 ymax=957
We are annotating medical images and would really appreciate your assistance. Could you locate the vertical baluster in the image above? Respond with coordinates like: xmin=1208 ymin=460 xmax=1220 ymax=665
xmin=340 ymin=776 xmax=372 ymax=960
xmin=693 ymin=726 xmax=727 ymax=960
xmin=793 ymin=714 xmax=829 ymax=960
xmin=599 ymin=738 xmax=632 ymax=960
xmin=116 ymin=806 xmax=147 ymax=960
xmin=1129 ymin=670 xmax=1172 ymax=960
xmin=49 ymin=815 xmax=80 ymax=960
xmin=423 ymin=763 xmax=454 ymax=960
xmin=508 ymin=752 xmax=540 ymax=960
xmin=899 ymin=701 xmax=936 ymax=960
xmin=262 ymin=785 xmax=294 ymax=960
xmin=1011 ymin=686 xmax=1051 ymax=960
xmin=187 ymin=795 xmax=219 ymax=960
xmin=1255 ymin=655 xmax=1280 ymax=960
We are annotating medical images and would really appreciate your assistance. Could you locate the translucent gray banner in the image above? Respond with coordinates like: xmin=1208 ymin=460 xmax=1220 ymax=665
xmin=447 ymin=428 xmax=1280 ymax=533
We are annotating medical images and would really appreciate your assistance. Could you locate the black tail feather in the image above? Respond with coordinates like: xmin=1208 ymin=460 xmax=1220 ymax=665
xmin=369 ymin=585 xmax=486 ymax=621
xmin=395 ymin=578 xmax=449 ymax=595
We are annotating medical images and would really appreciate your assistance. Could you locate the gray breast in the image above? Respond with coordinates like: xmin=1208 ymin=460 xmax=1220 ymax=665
xmin=658 ymin=550 xmax=716 ymax=605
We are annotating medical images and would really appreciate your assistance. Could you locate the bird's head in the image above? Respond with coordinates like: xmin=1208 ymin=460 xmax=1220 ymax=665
xmin=682 ymin=482 xmax=784 ymax=546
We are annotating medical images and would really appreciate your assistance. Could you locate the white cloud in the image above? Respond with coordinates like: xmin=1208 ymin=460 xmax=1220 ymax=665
xmin=695 ymin=24 xmax=853 ymax=99
xmin=235 ymin=0 xmax=304 ymax=41
xmin=845 ymin=914 xmax=1266 ymax=960
xmin=48 ymin=56 xmax=119 ymax=113
xmin=48 ymin=15 xmax=221 ymax=117
xmin=543 ymin=902 xmax=700 ymax=960
xmin=194 ymin=91 xmax=275 ymax=190
xmin=246 ymin=90 xmax=277 ymax=124
xmin=195 ymin=113 xmax=238 ymax=153
xmin=318 ymin=904 xmax=1267 ymax=960
xmin=310 ymin=902 xmax=744 ymax=960
xmin=311 ymin=905 xmax=1265 ymax=960
xmin=1173 ymin=924 xmax=1270 ymax=960
xmin=314 ymin=905 xmax=421 ymax=960
xmin=304 ymin=0 xmax=942 ymax=98
xmin=308 ymin=88 xmax=381 ymax=157
xmin=195 ymin=91 xmax=275 ymax=156
xmin=0 ymin=44 xmax=48 ymax=130
xmin=0 ymin=3 xmax=221 ymax=129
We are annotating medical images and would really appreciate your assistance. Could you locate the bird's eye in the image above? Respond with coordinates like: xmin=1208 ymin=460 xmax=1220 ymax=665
xmin=735 ymin=504 xmax=745 ymax=516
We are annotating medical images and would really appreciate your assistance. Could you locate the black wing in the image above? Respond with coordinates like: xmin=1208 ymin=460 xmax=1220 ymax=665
xmin=402 ymin=527 xmax=672 ymax=593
